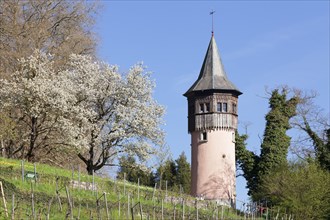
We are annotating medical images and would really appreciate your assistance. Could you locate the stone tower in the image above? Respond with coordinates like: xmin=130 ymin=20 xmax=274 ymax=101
xmin=183 ymin=34 xmax=242 ymax=207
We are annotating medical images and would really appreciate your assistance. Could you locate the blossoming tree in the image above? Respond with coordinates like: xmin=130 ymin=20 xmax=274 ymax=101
xmin=0 ymin=51 xmax=165 ymax=174
xmin=0 ymin=52 xmax=87 ymax=162
xmin=64 ymin=55 xmax=165 ymax=174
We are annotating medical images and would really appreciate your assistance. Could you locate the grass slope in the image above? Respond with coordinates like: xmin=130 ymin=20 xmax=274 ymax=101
xmin=0 ymin=157 xmax=243 ymax=219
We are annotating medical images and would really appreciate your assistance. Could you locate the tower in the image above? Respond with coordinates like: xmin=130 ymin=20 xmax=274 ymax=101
xmin=183 ymin=33 xmax=242 ymax=206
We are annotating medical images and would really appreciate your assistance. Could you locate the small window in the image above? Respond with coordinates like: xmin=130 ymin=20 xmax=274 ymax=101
xmin=232 ymin=103 xmax=237 ymax=114
xmin=222 ymin=103 xmax=228 ymax=112
xmin=232 ymin=132 xmax=236 ymax=143
xmin=199 ymin=103 xmax=204 ymax=113
xmin=217 ymin=102 xmax=222 ymax=112
xmin=217 ymin=102 xmax=228 ymax=112
xmin=200 ymin=103 xmax=210 ymax=113
xmin=205 ymin=103 xmax=210 ymax=112
xmin=200 ymin=132 xmax=207 ymax=141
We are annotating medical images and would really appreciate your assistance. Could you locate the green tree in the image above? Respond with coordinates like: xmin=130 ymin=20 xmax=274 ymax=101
xmin=236 ymin=89 xmax=299 ymax=200
xmin=117 ymin=155 xmax=155 ymax=187
xmin=156 ymin=159 xmax=177 ymax=190
xmin=175 ymin=152 xmax=191 ymax=194
xmin=155 ymin=152 xmax=191 ymax=194
xmin=235 ymin=132 xmax=259 ymax=197
xmin=260 ymin=161 xmax=330 ymax=219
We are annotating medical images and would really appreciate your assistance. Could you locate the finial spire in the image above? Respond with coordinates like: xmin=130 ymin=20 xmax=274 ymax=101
xmin=210 ymin=10 xmax=216 ymax=36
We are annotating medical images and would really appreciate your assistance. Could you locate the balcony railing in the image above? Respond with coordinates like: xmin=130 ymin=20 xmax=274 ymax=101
xmin=194 ymin=113 xmax=237 ymax=131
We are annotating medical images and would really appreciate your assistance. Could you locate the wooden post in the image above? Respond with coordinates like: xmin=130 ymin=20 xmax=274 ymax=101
xmin=96 ymin=196 xmax=101 ymax=220
xmin=152 ymin=183 xmax=157 ymax=201
xmin=46 ymin=197 xmax=53 ymax=220
xmin=0 ymin=181 xmax=8 ymax=218
xmin=78 ymin=165 xmax=81 ymax=190
xmin=77 ymin=203 xmax=81 ymax=220
xmin=127 ymin=193 xmax=130 ymax=220
xmin=92 ymin=170 xmax=95 ymax=195
xmin=196 ymin=199 xmax=198 ymax=220
xmin=71 ymin=165 xmax=74 ymax=191
xmin=162 ymin=199 xmax=164 ymax=220
xmin=124 ymin=173 xmax=126 ymax=195
xmin=1 ymin=140 xmax=4 ymax=157
xmin=118 ymin=194 xmax=121 ymax=218
xmin=138 ymin=178 xmax=140 ymax=201
xmin=31 ymin=182 xmax=35 ymax=220
xmin=165 ymin=180 xmax=168 ymax=198
xmin=55 ymin=178 xmax=62 ymax=212
xmin=33 ymin=163 xmax=37 ymax=182
xmin=21 ymin=160 xmax=24 ymax=182
xmin=104 ymin=192 xmax=109 ymax=220
xmin=139 ymin=202 xmax=143 ymax=220
xmin=153 ymin=199 xmax=155 ymax=220
xmin=182 ymin=199 xmax=185 ymax=220
xmin=11 ymin=193 xmax=14 ymax=220
xmin=65 ymin=186 xmax=73 ymax=220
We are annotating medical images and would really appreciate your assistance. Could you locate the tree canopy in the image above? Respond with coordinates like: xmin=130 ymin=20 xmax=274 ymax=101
xmin=0 ymin=51 xmax=165 ymax=174
xmin=236 ymin=89 xmax=299 ymax=200
xmin=154 ymin=152 xmax=191 ymax=194
xmin=236 ymin=87 xmax=329 ymax=217
xmin=117 ymin=155 xmax=155 ymax=187
xmin=0 ymin=0 xmax=97 ymax=77
xmin=0 ymin=0 xmax=99 ymax=168
xmin=261 ymin=161 xmax=330 ymax=219
xmin=175 ymin=152 xmax=191 ymax=194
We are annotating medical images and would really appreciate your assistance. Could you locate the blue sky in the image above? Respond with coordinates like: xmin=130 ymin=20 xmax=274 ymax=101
xmin=95 ymin=1 xmax=329 ymax=204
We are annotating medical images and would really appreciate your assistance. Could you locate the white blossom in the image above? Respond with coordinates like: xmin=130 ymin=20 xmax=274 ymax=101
xmin=0 ymin=50 xmax=165 ymax=172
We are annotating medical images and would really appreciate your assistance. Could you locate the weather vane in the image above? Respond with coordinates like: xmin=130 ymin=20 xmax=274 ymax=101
xmin=210 ymin=10 xmax=216 ymax=35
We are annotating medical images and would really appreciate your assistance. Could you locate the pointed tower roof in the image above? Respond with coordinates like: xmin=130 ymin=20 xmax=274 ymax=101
xmin=184 ymin=35 xmax=242 ymax=97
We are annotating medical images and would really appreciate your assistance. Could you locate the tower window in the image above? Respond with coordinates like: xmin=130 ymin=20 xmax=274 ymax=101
xmin=199 ymin=103 xmax=204 ymax=113
xmin=200 ymin=131 xmax=207 ymax=141
xmin=223 ymin=103 xmax=228 ymax=112
xmin=199 ymin=103 xmax=210 ymax=113
xmin=217 ymin=102 xmax=228 ymax=112
xmin=205 ymin=103 xmax=210 ymax=112
xmin=217 ymin=102 xmax=222 ymax=112
xmin=232 ymin=103 xmax=237 ymax=114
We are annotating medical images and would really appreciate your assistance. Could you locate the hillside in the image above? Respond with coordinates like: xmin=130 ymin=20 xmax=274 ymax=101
xmin=0 ymin=157 xmax=244 ymax=219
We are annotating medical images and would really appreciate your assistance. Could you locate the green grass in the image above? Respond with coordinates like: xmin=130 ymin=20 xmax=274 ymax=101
xmin=0 ymin=157 xmax=247 ymax=219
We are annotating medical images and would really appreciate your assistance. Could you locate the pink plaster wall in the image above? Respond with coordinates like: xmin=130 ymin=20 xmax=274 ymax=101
xmin=191 ymin=129 xmax=236 ymax=203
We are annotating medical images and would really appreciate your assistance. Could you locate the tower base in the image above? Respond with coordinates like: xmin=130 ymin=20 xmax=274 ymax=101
xmin=191 ymin=130 xmax=236 ymax=208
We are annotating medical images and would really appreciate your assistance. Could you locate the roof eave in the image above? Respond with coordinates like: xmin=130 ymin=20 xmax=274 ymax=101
xmin=183 ymin=89 xmax=243 ymax=98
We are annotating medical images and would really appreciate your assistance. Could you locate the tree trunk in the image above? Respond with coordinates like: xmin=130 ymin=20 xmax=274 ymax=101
xmin=87 ymin=159 xmax=94 ymax=175
xmin=78 ymin=131 xmax=112 ymax=175
xmin=1 ymin=140 xmax=5 ymax=157
xmin=26 ymin=116 xmax=37 ymax=161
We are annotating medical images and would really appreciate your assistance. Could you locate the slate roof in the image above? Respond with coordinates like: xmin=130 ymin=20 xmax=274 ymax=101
xmin=184 ymin=35 xmax=242 ymax=96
